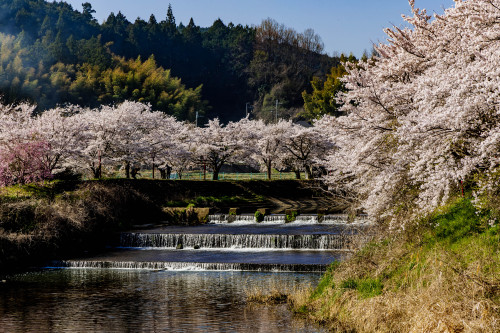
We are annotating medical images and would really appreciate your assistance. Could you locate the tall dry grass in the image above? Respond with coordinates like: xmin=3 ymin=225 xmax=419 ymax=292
xmin=0 ymin=182 xmax=167 ymax=272
xmin=289 ymin=198 xmax=500 ymax=332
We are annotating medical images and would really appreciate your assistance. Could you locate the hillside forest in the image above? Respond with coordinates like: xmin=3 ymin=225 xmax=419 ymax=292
xmin=0 ymin=0 xmax=355 ymax=123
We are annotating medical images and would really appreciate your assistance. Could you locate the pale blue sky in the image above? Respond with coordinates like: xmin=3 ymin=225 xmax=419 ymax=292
xmin=57 ymin=0 xmax=455 ymax=57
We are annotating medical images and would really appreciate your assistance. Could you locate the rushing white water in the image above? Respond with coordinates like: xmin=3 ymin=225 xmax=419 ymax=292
xmin=292 ymin=215 xmax=319 ymax=224
xmin=208 ymin=214 xmax=258 ymax=224
xmin=262 ymin=214 xmax=286 ymax=224
xmin=119 ymin=232 xmax=351 ymax=250
xmin=321 ymin=214 xmax=349 ymax=223
xmin=51 ymin=260 xmax=328 ymax=272
xmin=207 ymin=213 xmax=369 ymax=225
xmin=46 ymin=213 xmax=371 ymax=275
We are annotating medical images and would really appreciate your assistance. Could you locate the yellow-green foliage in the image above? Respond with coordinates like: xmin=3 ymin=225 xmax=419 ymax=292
xmin=291 ymin=197 xmax=500 ymax=332
xmin=0 ymin=32 xmax=206 ymax=120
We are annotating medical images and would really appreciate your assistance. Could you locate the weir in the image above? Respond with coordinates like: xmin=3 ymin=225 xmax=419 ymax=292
xmin=321 ymin=214 xmax=349 ymax=223
xmin=49 ymin=212 xmax=371 ymax=273
xmin=292 ymin=215 xmax=319 ymax=224
xmin=119 ymin=232 xmax=351 ymax=250
xmin=120 ymin=233 xmax=349 ymax=250
xmin=206 ymin=213 xmax=370 ymax=225
xmin=51 ymin=260 xmax=328 ymax=272
xmin=263 ymin=214 xmax=287 ymax=224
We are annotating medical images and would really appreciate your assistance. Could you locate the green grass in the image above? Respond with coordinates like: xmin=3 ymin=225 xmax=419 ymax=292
xmin=86 ymin=170 xmax=306 ymax=181
xmin=295 ymin=196 xmax=500 ymax=331
xmin=164 ymin=195 xmax=264 ymax=207
xmin=0 ymin=180 xmax=79 ymax=202
xmin=356 ymin=278 xmax=383 ymax=298
xmin=430 ymin=197 xmax=483 ymax=242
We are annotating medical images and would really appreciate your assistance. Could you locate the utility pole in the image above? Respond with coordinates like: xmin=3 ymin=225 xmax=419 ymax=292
xmin=245 ymin=102 xmax=253 ymax=118
xmin=196 ymin=111 xmax=204 ymax=127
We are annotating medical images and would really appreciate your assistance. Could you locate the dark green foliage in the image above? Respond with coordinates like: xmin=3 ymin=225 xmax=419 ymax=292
xmin=301 ymin=63 xmax=349 ymax=120
xmin=0 ymin=0 xmax=339 ymax=122
xmin=254 ymin=210 xmax=264 ymax=222
xmin=0 ymin=31 xmax=204 ymax=118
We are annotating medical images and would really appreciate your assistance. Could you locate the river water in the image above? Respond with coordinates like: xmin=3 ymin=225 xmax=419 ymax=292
xmin=0 ymin=269 xmax=326 ymax=332
xmin=0 ymin=215 xmax=369 ymax=332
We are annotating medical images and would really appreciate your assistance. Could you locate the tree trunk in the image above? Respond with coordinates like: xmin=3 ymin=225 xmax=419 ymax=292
xmin=97 ymin=150 xmax=102 ymax=179
xmin=125 ymin=162 xmax=130 ymax=179
xmin=159 ymin=168 xmax=166 ymax=179
xmin=212 ymin=165 xmax=222 ymax=180
xmin=92 ymin=167 xmax=100 ymax=179
xmin=294 ymin=169 xmax=301 ymax=180
xmin=166 ymin=166 xmax=172 ymax=179
xmin=267 ymin=161 xmax=272 ymax=180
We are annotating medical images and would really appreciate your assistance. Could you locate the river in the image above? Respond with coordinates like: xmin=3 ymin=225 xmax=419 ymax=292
xmin=0 ymin=269 xmax=326 ymax=332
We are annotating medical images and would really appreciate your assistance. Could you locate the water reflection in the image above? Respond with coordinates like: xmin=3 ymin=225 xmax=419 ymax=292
xmin=0 ymin=269 xmax=326 ymax=332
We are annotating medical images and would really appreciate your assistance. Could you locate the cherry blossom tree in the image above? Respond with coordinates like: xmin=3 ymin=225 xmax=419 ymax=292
xmin=0 ymin=101 xmax=54 ymax=185
xmin=0 ymin=101 xmax=36 ymax=146
xmin=249 ymin=119 xmax=292 ymax=180
xmin=0 ymin=140 xmax=52 ymax=186
xmin=192 ymin=118 xmax=250 ymax=180
xmin=281 ymin=123 xmax=333 ymax=179
xmin=162 ymin=123 xmax=198 ymax=179
xmin=71 ymin=101 xmax=159 ymax=178
xmin=30 ymin=106 xmax=88 ymax=175
xmin=141 ymin=112 xmax=187 ymax=179
xmin=320 ymin=0 xmax=500 ymax=224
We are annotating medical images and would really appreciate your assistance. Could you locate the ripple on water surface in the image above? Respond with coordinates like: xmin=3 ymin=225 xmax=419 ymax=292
xmin=0 ymin=269 xmax=328 ymax=332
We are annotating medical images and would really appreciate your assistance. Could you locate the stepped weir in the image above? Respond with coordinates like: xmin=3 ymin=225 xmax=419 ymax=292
xmin=50 ymin=213 xmax=371 ymax=273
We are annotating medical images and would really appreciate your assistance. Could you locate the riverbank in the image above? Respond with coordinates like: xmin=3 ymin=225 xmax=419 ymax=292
xmin=0 ymin=179 xmax=340 ymax=273
xmin=281 ymin=197 xmax=500 ymax=332
xmin=0 ymin=181 xmax=164 ymax=273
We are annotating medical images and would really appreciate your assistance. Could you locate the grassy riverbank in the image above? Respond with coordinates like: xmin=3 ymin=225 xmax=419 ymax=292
xmin=282 ymin=197 xmax=500 ymax=332
xmin=0 ymin=181 xmax=166 ymax=273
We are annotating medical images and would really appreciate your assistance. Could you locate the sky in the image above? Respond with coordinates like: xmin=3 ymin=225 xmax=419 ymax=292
xmin=57 ymin=0 xmax=455 ymax=57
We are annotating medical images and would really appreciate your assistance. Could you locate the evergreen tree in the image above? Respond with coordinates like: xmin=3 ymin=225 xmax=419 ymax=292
xmin=301 ymin=64 xmax=347 ymax=120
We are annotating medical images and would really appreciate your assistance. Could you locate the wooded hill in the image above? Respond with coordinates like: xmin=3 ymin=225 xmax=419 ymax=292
xmin=0 ymin=0 xmax=345 ymax=122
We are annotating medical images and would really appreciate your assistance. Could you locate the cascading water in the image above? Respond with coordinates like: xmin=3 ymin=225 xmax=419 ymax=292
xmin=208 ymin=214 xmax=230 ymax=224
xmin=292 ymin=215 xmax=319 ymax=224
xmin=207 ymin=213 xmax=368 ymax=225
xmin=119 ymin=232 xmax=350 ymax=250
xmin=49 ymin=213 xmax=371 ymax=272
xmin=321 ymin=214 xmax=349 ymax=224
xmin=51 ymin=260 xmax=327 ymax=272
xmin=208 ymin=214 xmax=258 ymax=224
xmin=263 ymin=214 xmax=286 ymax=224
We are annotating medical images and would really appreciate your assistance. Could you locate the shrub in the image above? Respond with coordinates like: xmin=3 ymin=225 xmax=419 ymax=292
xmin=255 ymin=210 xmax=264 ymax=222
xmin=286 ymin=210 xmax=298 ymax=222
